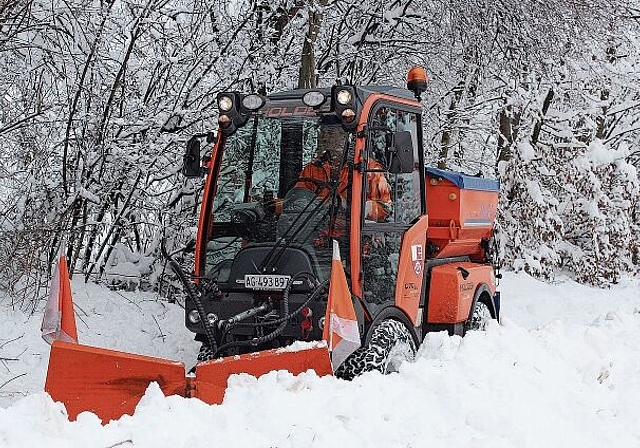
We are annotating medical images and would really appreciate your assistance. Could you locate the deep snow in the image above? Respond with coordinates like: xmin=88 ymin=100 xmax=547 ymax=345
xmin=1 ymin=272 xmax=639 ymax=447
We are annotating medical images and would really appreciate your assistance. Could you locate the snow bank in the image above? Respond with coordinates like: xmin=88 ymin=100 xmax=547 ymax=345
xmin=1 ymin=273 xmax=639 ymax=447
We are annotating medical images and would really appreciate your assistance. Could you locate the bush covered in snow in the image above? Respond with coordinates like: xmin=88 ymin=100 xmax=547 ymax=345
xmin=0 ymin=0 xmax=639 ymax=303
xmin=500 ymin=140 xmax=640 ymax=285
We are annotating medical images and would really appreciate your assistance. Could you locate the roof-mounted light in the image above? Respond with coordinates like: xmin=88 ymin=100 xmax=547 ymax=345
xmin=336 ymin=89 xmax=352 ymax=105
xmin=241 ymin=94 xmax=265 ymax=111
xmin=303 ymin=91 xmax=326 ymax=107
xmin=407 ymin=66 xmax=428 ymax=99
xmin=218 ymin=95 xmax=234 ymax=112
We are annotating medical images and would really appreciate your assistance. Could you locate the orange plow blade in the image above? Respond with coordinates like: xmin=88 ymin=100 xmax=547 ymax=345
xmin=193 ymin=345 xmax=333 ymax=403
xmin=45 ymin=341 xmax=332 ymax=423
xmin=45 ymin=340 xmax=187 ymax=423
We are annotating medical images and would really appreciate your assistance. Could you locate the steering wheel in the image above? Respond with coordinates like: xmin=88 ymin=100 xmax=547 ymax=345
xmin=230 ymin=203 xmax=265 ymax=240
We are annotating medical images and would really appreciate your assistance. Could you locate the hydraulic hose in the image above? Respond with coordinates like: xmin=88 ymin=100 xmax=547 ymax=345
xmin=161 ymin=240 xmax=218 ymax=355
xmin=212 ymin=274 xmax=329 ymax=358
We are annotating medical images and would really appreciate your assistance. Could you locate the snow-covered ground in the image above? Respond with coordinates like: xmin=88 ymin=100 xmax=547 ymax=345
xmin=1 ymin=272 xmax=639 ymax=447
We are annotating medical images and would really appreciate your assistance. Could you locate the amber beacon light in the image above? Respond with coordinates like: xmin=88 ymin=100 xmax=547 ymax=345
xmin=407 ymin=66 xmax=428 ymax=99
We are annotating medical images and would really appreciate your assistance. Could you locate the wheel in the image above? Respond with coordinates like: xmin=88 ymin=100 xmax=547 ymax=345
xmin=465 ymin=300 xmax=492 ymax=332
xmin=336 ymin=318 xmax=416 ymax=380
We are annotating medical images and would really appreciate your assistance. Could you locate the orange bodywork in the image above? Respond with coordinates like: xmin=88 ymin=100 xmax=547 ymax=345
xmin=426 ymin=174 xmax=498 ymax=260
xmin=45 ymin=341 xmax=186 ymax=423
xmin=394 ymin=215 xmax=429 ymax=326
xmin=427 ymin=262 xmax=495 ymax=324
xmin=192 ymin=347 xmax=333 ymax=404
xmin=45 ymin=341 xmax=331 ymax=423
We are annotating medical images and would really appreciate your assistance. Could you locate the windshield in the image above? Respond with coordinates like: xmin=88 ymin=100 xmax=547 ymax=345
xmin=205 ymin=113 xmax=351 ymax=283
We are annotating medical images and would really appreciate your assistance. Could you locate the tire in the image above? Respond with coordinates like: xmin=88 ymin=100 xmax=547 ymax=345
xmin=465 ymin=300 xmax=492 ymax=332
xmin=336 ymin=318 xmax=417 ymax=380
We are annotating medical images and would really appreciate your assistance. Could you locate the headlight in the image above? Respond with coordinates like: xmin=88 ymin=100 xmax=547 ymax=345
xmin=206 ymin=313 xmax=218 ymax=325
xmin=188 ymin=309 xmax=201 ymax=324
xmin=336 ymin=89 xmax=352 ymax=105
xmin=303 ymin=91 xmax=326 ymax=107
xmin=218 ymin=95 xmax=234 ymax=112
xmin=241 ymin=94 xmax=265 ymax=111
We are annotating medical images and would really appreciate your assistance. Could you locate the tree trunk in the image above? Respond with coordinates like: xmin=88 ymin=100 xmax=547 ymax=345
xmin=595 ymin=88 xmax=609 ymax=140
xmin=438 ymin=98 xmax=456 ymax=169
xmin=531 ymin=88 xmax=554 ymax=146
xmin=297 ymin=0 xmax=327 ymax=89
xmin=497 ymin=104 xmax=521 ymax=163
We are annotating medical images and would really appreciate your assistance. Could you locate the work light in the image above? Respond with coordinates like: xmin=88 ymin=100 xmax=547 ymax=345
xmin=336 ymin=89 xmax=352 ymax=105
xmin=241 ymin=94 xmax=265 ymax=111
xmin=303 ymin=91 xmax=326 ymax=107
xmin=218 ymin=95 xmax=234 ymax=112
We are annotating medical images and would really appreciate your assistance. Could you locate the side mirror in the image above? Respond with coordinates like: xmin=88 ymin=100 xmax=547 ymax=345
xmin=386 ymin=131 xmax=414 ymax=174
xmin=182 ymin=137 xmax=202 ymax=178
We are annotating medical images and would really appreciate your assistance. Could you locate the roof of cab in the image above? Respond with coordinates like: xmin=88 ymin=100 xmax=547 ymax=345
xmin=267 ymin=86 xmax=417 ymax=103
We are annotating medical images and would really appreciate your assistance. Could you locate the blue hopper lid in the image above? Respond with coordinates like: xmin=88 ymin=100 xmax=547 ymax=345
xmin=425 ymin=167 xmax=500 ymax=191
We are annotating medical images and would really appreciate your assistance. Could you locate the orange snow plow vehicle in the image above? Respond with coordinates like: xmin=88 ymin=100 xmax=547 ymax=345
xmin=45 ymin=67 xmax=501 ymax=422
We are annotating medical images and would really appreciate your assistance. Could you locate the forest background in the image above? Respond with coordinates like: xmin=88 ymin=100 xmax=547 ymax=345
xmin=1 ymin=0 xmax=639 ymax=310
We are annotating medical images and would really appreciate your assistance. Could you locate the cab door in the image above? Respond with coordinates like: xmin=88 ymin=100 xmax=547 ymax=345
xmin=360 ymin=103 xmax=426 ymax=322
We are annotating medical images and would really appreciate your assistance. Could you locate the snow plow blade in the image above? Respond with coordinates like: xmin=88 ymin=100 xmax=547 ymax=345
xmin=193 ymin=345 xmax=333 ymax=403
xmin=45 ymin=341 xmax=332 ymax=423
xmin=45 ymin=340 xmax=187 ymax=423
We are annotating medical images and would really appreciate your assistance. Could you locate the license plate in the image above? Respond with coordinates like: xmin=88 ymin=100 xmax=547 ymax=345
xmin=244 ymin=274 xmax=291 ymax=291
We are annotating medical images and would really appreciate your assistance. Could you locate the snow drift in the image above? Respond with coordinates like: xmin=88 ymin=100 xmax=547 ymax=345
xmin=1 ymin=273 xmax=639 ymax=447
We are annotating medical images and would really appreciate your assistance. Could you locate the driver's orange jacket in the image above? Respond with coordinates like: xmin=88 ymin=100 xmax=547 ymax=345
xmin=295 ymin=158 xmax=391 ymax=221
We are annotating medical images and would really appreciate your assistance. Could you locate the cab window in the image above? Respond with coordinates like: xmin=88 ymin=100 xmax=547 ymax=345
xmin=366 ymin=106 xmax=422 ymax=225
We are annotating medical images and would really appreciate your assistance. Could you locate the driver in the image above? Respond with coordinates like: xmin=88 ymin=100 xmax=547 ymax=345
xmin=295 ymin=123 xmax=392 ymax=222
xmin=295 ymin=124 xmax=348 ymax=203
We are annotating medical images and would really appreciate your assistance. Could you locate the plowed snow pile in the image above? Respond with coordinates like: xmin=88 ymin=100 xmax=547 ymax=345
xmin=1 ymin=273 xmax=639 ymax=448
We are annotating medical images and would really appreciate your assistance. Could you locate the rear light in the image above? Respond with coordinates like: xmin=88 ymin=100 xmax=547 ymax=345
xmin=301 ymin=319 xmax=312 ymax=332
xmin=187 ymin=310 xmax=200 ymax=324
xmin=301 ymin=307 xmax=313 ymax=336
